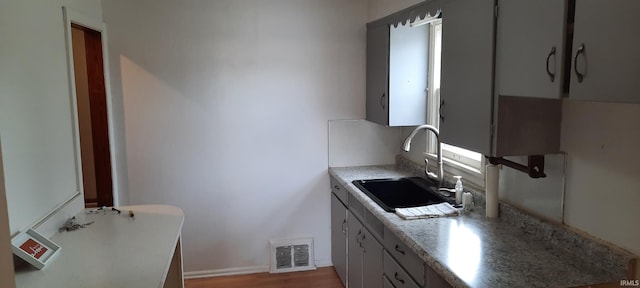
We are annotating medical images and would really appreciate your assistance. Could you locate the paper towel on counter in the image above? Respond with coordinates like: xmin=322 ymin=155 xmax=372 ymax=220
xmin=395 ymin=202 xmax=458 ymax=220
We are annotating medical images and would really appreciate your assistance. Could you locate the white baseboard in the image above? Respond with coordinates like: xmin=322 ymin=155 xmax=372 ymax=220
xmin=315 ymin=259 xmax=333 ymax=268
xmin=184 ymin=265 xmax=270 ymax=279
xmin=184 ymin=260 xmax=334 ymax=279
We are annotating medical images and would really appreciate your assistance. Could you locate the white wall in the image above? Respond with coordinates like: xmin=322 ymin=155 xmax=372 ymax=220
xmin=0 ymin=0 xmax=102 ymax=284
xmin=367 ymin=0 xmax=424 ymax=21
xmin=102 ymin=0 xmax=367 ymax=273
xmin=498 ymin=154 xmax=565 ymax=222
xmin=0 ymin=0 xmax=102 ymax=234
xmin=561 ymin=100 xmax=640 ymax=255
xmin=328 ymin=120 xmax=402 ymax=167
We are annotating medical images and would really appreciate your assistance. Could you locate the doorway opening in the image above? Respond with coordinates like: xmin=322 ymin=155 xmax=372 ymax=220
xmin=70 ymin=23 xmax=113 ymax=208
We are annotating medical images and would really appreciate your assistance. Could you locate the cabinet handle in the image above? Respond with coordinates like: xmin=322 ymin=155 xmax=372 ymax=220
xmin=333 ymin=185 xmax=340 ymax=191
xmin=341 ymin=219 xmax=347 ymax=234
xmin=394 ymin=244 xmax=405 ymax=255
xmin=356 ymin=230 xmax=362 ymax=246
xmin=545 ymin=46 xmax=556 ymax=82
xmin=574 ymin=44 xmax=586 ymax=83
xmin=380 ymin=93 xmax=386 ymax=110
xmin=394 ymin=272 xmax=405 ymax=284
xmin=439 ymin=99 xmax=445 ymax=123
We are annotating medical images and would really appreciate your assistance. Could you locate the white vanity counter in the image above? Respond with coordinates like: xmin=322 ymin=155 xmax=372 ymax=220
xmin=15 ymin=205 xmax=184 ymax=288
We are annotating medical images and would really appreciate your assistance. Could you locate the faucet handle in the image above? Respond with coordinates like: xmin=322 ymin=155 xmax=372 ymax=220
xmin=424 ymin=159 xmax=438 ymax=181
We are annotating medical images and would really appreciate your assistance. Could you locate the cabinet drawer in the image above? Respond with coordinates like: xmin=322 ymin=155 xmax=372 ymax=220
xmin=348 ymin=192 xmax=365 ymax=220
xmin=330 ymin=176 xmax=347 ymax=205
xmin=384 ymin=251 xmax=421 ymax=288
xmin=364 ymin=208 xmax=384 ymax=242
xmin=383 ymin=227 xmax=425 ymax=286
xmin=383 ymin=275 xmax=396 ymax=288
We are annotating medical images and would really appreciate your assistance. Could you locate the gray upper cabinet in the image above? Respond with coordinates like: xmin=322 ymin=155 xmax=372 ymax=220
xmin=495 ymin=0 xmax=568 ymax=99
xmin=366 ymin=5 xmax=432 ymax=127
xmin=366 ymin=22 xmax=391 ymax=126
xmin=440 ymin=0 xmax=563 ymax=157
xmin=570 ymin=0 xmax=640 ymax=103
xmin=439 ymin=0 xmax=495 ymax=155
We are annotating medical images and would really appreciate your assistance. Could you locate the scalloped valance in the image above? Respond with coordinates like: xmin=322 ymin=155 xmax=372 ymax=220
xmin=386 ymin=1 xmax=443 ymax=28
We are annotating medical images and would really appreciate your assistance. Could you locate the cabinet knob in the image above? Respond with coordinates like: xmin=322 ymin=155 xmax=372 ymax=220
xmin=574 ymin=44 xmax=586 ymax=83
xmin=546 ymin=46 xmax=556 ymax=82
xmin=394 ymin=244 xmax=405 ymax=255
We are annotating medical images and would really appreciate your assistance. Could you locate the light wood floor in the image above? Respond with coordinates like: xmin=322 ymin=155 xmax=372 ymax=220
xmin=185 ymin=267 xmax=345 ymax=288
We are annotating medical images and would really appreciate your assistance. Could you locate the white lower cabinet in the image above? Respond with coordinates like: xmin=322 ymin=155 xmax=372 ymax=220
xmin=333 ymin=179 xmax=452 ymax=288
xmin=331 ymin=193 xmax=348 ymax=286
xmin=348 ymin=211 xmax=384 ymax=288
xmin=383 ymin=228 xmax=425 ymax=287
xmin=383 ymin=251 xmax=421 ymax=288
xmin=362 ymin=228 xmax=384 ymax=288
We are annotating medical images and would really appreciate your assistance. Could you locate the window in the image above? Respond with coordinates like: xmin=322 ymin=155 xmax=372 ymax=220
xmin=424 ymin=20 xmax=484 ymax=182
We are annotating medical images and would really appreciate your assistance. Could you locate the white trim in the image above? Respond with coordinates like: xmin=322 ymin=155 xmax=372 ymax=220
xmin=184 ymin=266 xmax=270 ymax=279
xmin=441 ymin=143 xmax=483 ymax=170
xmin=426 ymin=152 xmax=485 ymax=191
xmin=183 ymin=260 xmax=333 ymax=280
xmin=314 ymin=260 xmax=333 ymax=268
xmin=62 ymin=7 xmax=120 ymax=206
xmin=426 ymin=20 xmax=442 ymax=153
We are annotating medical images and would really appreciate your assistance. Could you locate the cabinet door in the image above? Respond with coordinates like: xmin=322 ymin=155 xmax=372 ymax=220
xmin=440 ymin=0 xmax=495 ymax=155
xmin=347 ymin=212 xmax=363 ymax=288
xmin=388 ymin=23 xmax=429 ymax=126
xmin=383 ymin=275 xmax=396 ymax=288
xmin=570 ymin=0 xmax=640 ymax=103
xmin=496 ymin=0 xmax=567 ymax=99
xmin=331 ymin=194 xmax=347 ymax=286
xmin=366 ymin=22 xmax=390 ymax=126
xmin=362 ymin=229 xmax=383 ymax=288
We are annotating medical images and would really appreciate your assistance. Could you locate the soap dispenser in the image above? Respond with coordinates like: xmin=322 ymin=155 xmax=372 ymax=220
xmin=454 ymin=176 xmax=463 ymax=204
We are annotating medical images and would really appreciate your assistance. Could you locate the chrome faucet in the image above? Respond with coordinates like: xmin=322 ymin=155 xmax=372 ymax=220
xmin=402 ymin=125 xmax=444 ymax=186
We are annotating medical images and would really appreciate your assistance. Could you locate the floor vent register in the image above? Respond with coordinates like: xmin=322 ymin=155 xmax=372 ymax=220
xmin=269 ymin=237 xmax=315 ymax=273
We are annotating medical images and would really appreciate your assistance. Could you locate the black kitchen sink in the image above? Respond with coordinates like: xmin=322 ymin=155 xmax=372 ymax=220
xmin=352 ymin=177 xmax=452 ymax=212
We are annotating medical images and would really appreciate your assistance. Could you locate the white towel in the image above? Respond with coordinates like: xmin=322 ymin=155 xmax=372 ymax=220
xmin=395 ymin=202 xmax=459 ymax=220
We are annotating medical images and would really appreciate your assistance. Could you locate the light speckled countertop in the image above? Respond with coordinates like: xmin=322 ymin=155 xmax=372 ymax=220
xmin=329 ymin=164 xmax=632 ymax=288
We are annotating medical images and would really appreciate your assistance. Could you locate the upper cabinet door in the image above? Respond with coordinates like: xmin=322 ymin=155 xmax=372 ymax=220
xmin=570 ymin=0 xmax=640 ymax=103
xmin=388 ymin=23 xmax=429 ymax=127
xmin=366 ymin=23 xmax=390 ymax=126
xmin=440 ymin=0 xmax=495 ymax=155
xmin=495 ymin=0 xmax=568 ymax=99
